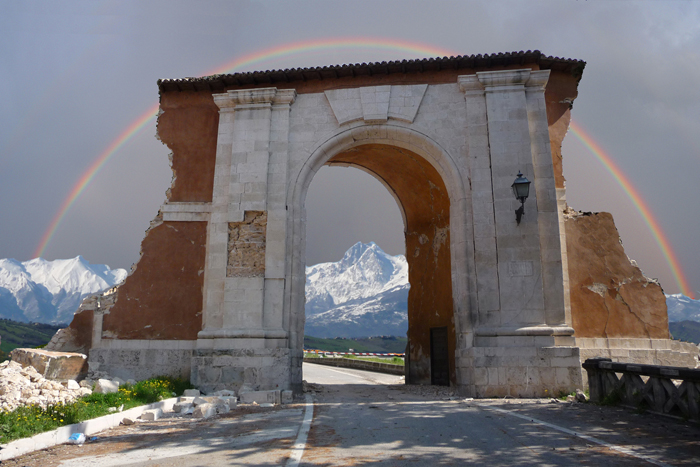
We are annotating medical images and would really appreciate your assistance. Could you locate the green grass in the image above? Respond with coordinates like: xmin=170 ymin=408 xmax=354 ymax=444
xmin=304 ymin=335 xmax=407 ymax=353
xmin=669 ymin=321 xmax=700 ymax=344
xmin=0 ymin=376 xmax=193 ymax=443
xmin=340 ymin=354 xmax=405 ymax=366
xmin=0 ymin=319 xmax=63 ymax=356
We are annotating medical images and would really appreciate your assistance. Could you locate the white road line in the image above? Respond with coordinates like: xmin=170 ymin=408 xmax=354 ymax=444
xmin=482 ymin=404 xmax=672 ymax=467
xmin=322 ymin=366 xmax=375 ymax=379
xmin=286 ymin=394 xmax=314 ymax=467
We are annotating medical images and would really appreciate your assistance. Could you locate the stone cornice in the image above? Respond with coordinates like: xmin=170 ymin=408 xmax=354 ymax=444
xmin=457 ymin=75 xmax=484 ymax=96
xmin=213 ymin=87 xmax=296 ymax=111
xmin=476 ymin=69 xmax=531 ymax=91
xmin=525 ymin=70 xmax=551 ymax=92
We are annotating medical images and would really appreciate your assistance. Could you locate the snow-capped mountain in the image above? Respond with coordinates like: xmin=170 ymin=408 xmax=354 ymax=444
xmin=305 ymin=242 xmax=409 ymax=338
xmin=0 ymin=256 xmax=127 ymax=324
xmin=666 ymin=294 xmax=700 ymax=323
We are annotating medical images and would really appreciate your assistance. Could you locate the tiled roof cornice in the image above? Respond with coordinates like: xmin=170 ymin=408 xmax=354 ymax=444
xmin=158 ymin=50 xmax=585 ymax=93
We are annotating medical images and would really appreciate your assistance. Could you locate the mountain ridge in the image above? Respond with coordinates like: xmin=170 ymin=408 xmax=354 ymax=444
xmin=305 ymin=242 xmax=409 ymax=338
xmin=0 ymin=257 xmax=126 ymax=324
xmin=666 ymin=293 xmax=700 ymax=323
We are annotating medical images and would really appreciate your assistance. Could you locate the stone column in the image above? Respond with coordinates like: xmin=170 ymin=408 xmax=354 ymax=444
xmin=478 ymin=69 xmax=547 ymax=330
xmin=193 ymin=87 xmax=297 ymax=393
xmin=199 ymin=88 xmax=295 ymax=343
xmin=458 ymin=75 xmax=500 ymax=328
xmin=524 ymin=71 xmax=569 ymax=330
xmin=455 ymin=69 xmax=580 ymax=397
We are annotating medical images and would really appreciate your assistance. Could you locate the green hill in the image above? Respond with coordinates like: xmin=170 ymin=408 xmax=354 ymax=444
xmin=304 ymin=335 xmax=407 ymax=353
xmin=669 ymin=321 xmax=700 ymax=345
xmin=0 ymin=319 xmax=62 ymax=361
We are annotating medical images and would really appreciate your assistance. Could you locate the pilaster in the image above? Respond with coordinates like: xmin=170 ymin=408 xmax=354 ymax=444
xmin=458 ymin=75 xmax=500 ymax=326
xmin=200 ymin=87 xmax=296 ymax=344
xmin=524 ymin=70 xmax=567 ymax=327
xmin=477 ymin=69 xmax=546 ymax=329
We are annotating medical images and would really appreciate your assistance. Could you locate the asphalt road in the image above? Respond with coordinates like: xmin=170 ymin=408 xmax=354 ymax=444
xmin=3 ymin=363 xmax=699 ymax=466
xmin=301 ymin=363 xmax=700 ymax=466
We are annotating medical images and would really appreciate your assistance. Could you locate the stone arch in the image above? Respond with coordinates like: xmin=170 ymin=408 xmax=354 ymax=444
xmin=286 ymin=123 xmax=476 ymax=385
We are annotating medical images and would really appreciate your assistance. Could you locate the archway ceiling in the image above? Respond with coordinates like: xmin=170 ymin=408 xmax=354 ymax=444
xmin=327 ymin=144 xmax=450 ymax=229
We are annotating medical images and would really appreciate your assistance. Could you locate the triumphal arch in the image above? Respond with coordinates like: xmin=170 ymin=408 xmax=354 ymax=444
xmin=51 ymin=51 xmax=698 ymax=397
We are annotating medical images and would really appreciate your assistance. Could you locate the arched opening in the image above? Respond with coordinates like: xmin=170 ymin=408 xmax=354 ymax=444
xmin=304 ymin=143 xmax=456 ymax=385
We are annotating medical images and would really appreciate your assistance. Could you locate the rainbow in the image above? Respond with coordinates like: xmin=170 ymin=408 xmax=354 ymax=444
xmin=569 ymin=121 xmax=694 ymax=298
xmin=33 ymin=38 xmax=693 ymax=298
xmin=33 ymin=38 xmax=454 ymax=260
xmin=33 ymin=103 xmax=160 ymax=260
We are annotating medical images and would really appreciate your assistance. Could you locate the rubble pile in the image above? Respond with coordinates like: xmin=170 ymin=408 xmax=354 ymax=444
xmin=0 ymin=360 xmax=92 ymax=412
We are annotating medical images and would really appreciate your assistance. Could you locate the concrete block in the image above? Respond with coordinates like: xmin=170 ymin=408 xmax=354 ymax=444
xmin=239 ymin=389 xmax=281 ymax=405
xmin=63 ymin=380 xmax=80 ymax=390
xmin=193 ymin=397 xmax=208 ymax=406
xmin=10 ymin=348 xmax=88 ymax=381
xmin=173 ymin=402 xmax=193 ymax=413
xmin=183 ymin=389 xmax=201 ymax=397
xmin=281 ymin=390 xmax=293 ymax=404
xmin=140 ymin=408 xmax=162 ymax=421
xmin=95 ymin=379 xmax=119 ymax=394
xmin=193 ymin=403 xmax=217 ymax=419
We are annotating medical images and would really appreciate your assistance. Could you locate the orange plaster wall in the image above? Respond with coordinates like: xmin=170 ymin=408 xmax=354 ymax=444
xmin=549 ymin=71 xmax=671 ymax=340
xmin=63 ymin=308 xmax=94 ymax=353
xmin=92 ymin=93 xmax=217 ymax=342
xmin=565 ymin=211 xmax=670 ymax=339
xmin=329 ymin=144 xmax=455 ymax=385
xmin=545 ymin=70 xmax=580 ymax=189
xmin=101 ymin=221 xmax=207 ymax=340
xmin=157 ymin=91 xmax=219 ymax=202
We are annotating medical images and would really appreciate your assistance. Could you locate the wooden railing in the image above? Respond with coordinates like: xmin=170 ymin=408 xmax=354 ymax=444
xmin=582 ymin=357 xmax=700 ymax=421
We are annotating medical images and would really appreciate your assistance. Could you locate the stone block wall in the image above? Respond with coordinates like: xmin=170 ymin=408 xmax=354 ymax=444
xmin=461 ymin=344 xmax=582 ymax=398
xmin=88 ymin=342 xmax=195 ymax=381
xmin=190 ymin=348 xmax=301 ymax=394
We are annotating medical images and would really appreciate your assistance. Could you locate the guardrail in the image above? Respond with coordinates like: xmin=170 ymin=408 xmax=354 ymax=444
xmin=303 ymin=354 xmax=405 ymax=376
xmin=582 ymin=357 xmax=700 ymax=422
xmin=304 ymin=350 xmax=404 ymax=357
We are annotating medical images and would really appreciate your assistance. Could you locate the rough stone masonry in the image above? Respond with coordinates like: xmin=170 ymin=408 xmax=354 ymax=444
xmin=48 ymin=50 xmax=698 ymax=397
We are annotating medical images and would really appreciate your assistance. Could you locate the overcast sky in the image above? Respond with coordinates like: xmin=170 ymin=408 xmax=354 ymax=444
xmin=1 ymin=0 xmax=698 ymax=298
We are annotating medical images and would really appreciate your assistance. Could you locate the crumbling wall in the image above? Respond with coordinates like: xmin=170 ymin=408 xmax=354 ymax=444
xmin=46 ymin=286 xmax=118 ymax=353
xmin=158 ymin=91 xmax=220 ymax=202
xmin=96 ymin=89 xmax=221 ymax=340
xmin=564 ymin=208 xmax=670 ymax=339
xmin=544 ymin=70 xmax=581 ymax=189
xmin=227 ymin=211 xmax=267 ymax=277
xmin=56 ymin=91 xmax=219 ymax=349
xmin=101 ymin=219 xmax=207 ymax=339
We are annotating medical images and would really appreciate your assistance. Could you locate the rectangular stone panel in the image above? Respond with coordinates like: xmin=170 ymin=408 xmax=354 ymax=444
xmin=227 ymin=211 xmax=267 ymax=277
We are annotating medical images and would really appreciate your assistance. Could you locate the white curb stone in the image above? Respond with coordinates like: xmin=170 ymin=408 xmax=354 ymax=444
xmin=0 ymin=398 xmax=178 ymax=461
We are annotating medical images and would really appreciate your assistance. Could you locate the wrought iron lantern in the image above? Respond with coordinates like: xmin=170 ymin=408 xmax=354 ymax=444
xmin=511 ymin=171 xmax=531 ymax=225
